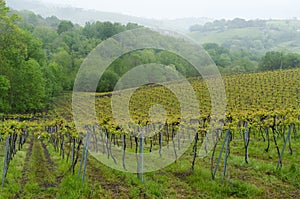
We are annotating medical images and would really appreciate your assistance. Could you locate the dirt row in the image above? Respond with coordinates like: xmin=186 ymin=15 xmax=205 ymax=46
xmin=14 ymin=136 xmax=59 ymax=199
xmin=16 ymin=136 xmax=34 ymax=198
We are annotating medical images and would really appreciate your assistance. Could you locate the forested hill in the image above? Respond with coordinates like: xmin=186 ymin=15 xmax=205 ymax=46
xmin=0 ymin=2 xmax=203 ymax=114
xmin=0 ymin=1 xmax=142 ymax=114
xmin=7 ymin=0 xmax=300 ymax=74
xmin=189 ymin=18 xmax=300 ymax=55
xmin=187 ymin=18 xmax=300 ymax=73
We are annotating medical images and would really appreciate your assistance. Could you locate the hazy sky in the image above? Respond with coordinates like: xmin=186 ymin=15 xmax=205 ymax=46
xmin=38 ymin=0 xmax=298 ymax=19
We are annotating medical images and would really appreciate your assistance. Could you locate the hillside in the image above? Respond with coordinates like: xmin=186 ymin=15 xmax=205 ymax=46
xmin=6 ymin=0 xmax=211 ymax=32
xmin=189 ymin=18 xmax=300 ymax=55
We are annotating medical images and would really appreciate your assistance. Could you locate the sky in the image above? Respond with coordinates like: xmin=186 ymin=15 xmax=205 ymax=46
xmin=37 ymin=0 xmax=298 ymax=20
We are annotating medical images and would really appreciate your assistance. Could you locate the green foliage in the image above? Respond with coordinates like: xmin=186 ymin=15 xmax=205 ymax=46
xmin=11 ymin=59 xmax=46 ymax=112
xmin=259 ymin=51 xmax=300 ymax=71
xmin=0 ymin=1 xmax=48 ymax=113
xmin=203 ymin=43 xmax=257 ymax=72
xmin=203 ymin=43 xmax=231 ymax=67
xmin=283 ymin=53 xmax=300 ymax=68
xmin=20 ymin=12 xmax=141 ymax=94
xmin=0 ymin=75 xmax=10 ymax=112
xmin=189 ymin=18 xmax=300 ymax=59
xmin=2 ymin=7 xmax=145 ymax=110
xmin=259 ymin=51 xmax=283 ymax=71
xmin=32 ymin=26 xmax=58 ymax=49
xmin=96 ymin=49 xmax=199 ymax=92
xmin=57 ymin=20 xmax=74 ymax=34
xmin=43 ymin=62 xmax=64 ymax=101
xmin=97 ymin=70 xmax=120 ymax=92
xmin=83 ymin=21 xmax=122 ymax=40
xmin=50 ymin=49 xmax=73 ymax=89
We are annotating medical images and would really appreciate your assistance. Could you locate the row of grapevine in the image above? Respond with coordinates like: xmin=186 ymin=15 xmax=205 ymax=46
xmin=1 ymin=69 xmax=299 ymax=183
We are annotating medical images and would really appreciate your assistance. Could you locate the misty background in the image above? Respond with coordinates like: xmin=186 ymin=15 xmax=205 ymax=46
xmin=15 ymin=0 xmax=300 ymax=20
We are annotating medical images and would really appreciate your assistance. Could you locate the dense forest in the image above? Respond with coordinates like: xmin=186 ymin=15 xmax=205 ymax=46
xmin=1 ymin=1 xmax=300 ymax=114
xmin=0 ymin=1 xmax=141 ymax=113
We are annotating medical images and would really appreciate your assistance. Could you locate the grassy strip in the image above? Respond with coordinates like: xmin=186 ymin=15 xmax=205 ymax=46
xmin=0 ymin=143 xmax=28 ymax=198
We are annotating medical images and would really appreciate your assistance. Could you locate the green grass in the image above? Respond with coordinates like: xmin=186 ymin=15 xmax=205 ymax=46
xmin=0 ymin=131 xmax=299 ymax=198
xmin=0 ymin=144 xmax=28 ymax=199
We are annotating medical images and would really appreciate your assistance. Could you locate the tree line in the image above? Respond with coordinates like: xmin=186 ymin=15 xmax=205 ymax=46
xmin=190 ymin=18 xmax=267 ymax=32
xmin=202 ymin=43 xmax=300 ymax=73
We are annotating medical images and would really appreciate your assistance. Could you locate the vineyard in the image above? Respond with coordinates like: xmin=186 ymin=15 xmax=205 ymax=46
xmin=0 ymin=68 xmax=300 ymax=198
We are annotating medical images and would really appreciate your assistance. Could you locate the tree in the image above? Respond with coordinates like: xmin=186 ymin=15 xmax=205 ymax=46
xmin=51 ymin=48 xmax=72 ymax=89
xmin=43 ymin=62 xmax=64 ymax=101
xmin=259 ymin=51 xmax=300 ymax=71
xmin=203 ymin=43 xmax=232 ymax=67
xmin=0 ymin=75 xmax=10 ymax=113
xmin=283 ymin=53 xmax=300 ymax=69
xmin=0 ymin=1 xmax=47 ymax=113
xmin=97 ymin=70 xmax=120 ymax=92
xmin=33 ymin=26 xmax=58 ymax=48
xmin=57 ymin=20 xmax=74 ymax=34
xmin=45 ymin=15 xmax=60 ymax=28
xmin=11 ymin=60 xmax=46 ymax=112
xmin=259 ymin=51 xmax=283 ymax=71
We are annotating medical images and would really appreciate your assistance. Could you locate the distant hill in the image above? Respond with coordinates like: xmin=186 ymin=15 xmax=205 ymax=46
xmin=188 ymin=18 xmax=300 ymax=55
xmin=6 ymin=0 xmax=211 ymax=32
xmin=7 ymin=0 xmax=300 ymax=72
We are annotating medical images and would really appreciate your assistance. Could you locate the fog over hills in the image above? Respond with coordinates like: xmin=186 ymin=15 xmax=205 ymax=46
xmin=6 ymin=0 xmax=211 ymax=32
